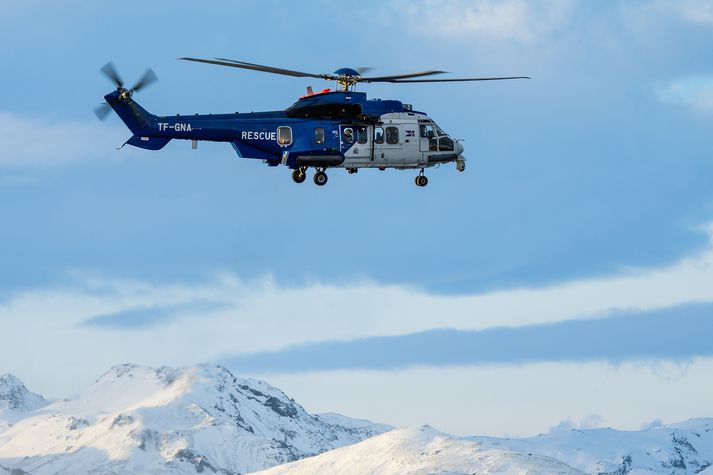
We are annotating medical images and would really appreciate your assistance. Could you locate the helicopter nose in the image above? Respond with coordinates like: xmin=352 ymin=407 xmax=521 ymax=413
xmin=455 ymin=141 xmax=464 ymax=155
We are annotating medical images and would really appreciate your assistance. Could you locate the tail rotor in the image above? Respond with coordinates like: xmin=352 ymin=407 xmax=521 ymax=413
xmin=94 ymin=61 xmax=158 ymax=121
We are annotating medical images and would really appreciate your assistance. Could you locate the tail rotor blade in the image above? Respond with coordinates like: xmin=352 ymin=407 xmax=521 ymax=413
xmin=100 ymin=62 xmax=123 ymax=88
xmin=132 ymin=68 xmax=158 ymax=92
xmin=94 ymin=103 xmax=112 ymax=121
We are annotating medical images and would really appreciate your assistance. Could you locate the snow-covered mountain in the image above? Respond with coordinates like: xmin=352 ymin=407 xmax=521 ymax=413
xmin=0 ymin=364 xmax=390 ymax=475
xmin=1 ymin=365 xmax=711 ymax=475
xmin=252 ymin=425 xmax=584 ymax=475
xmin=0 ymin=374 xmax=48 ymax=428
xmin=473 ymin=418 xmax=713 ymax=474
xmin=255 ymin=419 xmax=713 ymax=475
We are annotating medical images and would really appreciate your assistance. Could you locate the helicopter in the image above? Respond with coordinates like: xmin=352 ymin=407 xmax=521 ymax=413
xmin=95 ymin=58 xmax=528 ymax=187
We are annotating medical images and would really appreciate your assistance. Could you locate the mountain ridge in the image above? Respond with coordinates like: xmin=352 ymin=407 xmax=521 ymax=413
xmin=0 ymin=373 xmax=48 ymax=429
xmin=254 ymin=418 xmax=713 ymax=475
xmin=0 ymin=364 xmax=390 ymax=475
xmin=1 ymin=366 xmax=711 ymax=474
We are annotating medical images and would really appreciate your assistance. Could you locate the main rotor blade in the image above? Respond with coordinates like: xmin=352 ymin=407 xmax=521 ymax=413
xmin=94 ymin=103 xmax=112 ymax=121
xmin=131 ymin=68 xmax=158 ymax=92
xmin=100 ymin=62 xmax=123 ymax=88
xmin=387 ymin=76 xmax=531 ymax=83
xmin=216 ymin=58 xmax=334 ymax=79
xmin=359 ymin=70 xmax=447 ymax=83
xmin=355 ymin=66 xmax=374 ymax=75
xmin=180 ymin=57 xmax=335 ymax=80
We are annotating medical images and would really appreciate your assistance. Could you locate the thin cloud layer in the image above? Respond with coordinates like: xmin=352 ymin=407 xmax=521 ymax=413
xmin=642 ymin=0 xmax=713 ymax=26
xmin=385 ymin=0 xmax=574 ymax=43
xmin=1 ymin=221 xmax=713 ymax=396
xmin=81 ymin=300 xmax=232 ymax=329
xmin=222 ymin=302 xmax=713 ymax=372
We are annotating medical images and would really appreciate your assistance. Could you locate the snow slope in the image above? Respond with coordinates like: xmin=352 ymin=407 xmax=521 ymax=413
xmin=473 ymin=418 xmax=713 ymax=474
xmin=252 ymin=420 xmax=713 ymax=475
xmin=252 ymin=425 xmax=583 ymax=475
xmin=1 ymin=366 xmax=711 ymax=475
xmin=0 ymin=374 xmax=48 ymax=428
xmin=0 ymin=365 xmax=390 ymax=475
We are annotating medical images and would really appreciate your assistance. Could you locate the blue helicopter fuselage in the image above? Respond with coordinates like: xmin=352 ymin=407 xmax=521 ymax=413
xmin=105 ymin=88 xmax=465 ymax=172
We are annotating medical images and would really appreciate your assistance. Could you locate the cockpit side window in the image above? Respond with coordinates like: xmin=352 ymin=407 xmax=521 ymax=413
xmin=420 ymin=124 xmax=435 ymax=138
xmin=419 ymin=121 xmax=437 ymax=151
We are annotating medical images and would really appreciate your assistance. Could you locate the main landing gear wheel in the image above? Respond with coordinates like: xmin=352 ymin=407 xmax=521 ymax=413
xmin=415 ymin=174 xmax=428 ymax=187
xmin=292 ymin=169 xmax=306 ymax=184
xmin=313 ymin=170 xmax=328 ymax=186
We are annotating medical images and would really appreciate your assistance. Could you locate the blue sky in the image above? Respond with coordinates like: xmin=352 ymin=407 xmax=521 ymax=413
xmin=1 ymin=0 xmax=712 ymax=436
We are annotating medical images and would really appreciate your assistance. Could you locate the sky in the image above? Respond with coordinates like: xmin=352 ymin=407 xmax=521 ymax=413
xmin=0 ymin=0 xmax=712 ymax=437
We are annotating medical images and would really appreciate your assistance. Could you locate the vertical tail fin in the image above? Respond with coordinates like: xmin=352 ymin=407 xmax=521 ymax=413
xmin=104 ymin=90 xmax=156 ymax=136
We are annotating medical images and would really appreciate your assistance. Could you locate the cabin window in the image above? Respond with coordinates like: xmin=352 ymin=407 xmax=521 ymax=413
xmin=314 ymin=127 xmax=325 ymax=144
xmin=386 ymin=126 xmax=399 ymax=144
xmin=277 ymin=126 xmax=292 ymax=145
xmin=374 ymin=127 xmax=384 ymax=144
xmin=343 ymin=127 xmax=355 ymax=144
xmin=357 ymin=127 xmax=368 ymax=144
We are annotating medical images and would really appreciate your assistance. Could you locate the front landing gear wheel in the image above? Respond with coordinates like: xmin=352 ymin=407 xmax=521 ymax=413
xmin=292 ymin=169 xmax=306 ymax=184
xmin=415 ymin=175 xmax=428 ymax=187
xmin=313 ymin=170 xmax=328 ymax=186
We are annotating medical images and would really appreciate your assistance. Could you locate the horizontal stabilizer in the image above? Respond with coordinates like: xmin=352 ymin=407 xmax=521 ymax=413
xmin=125 ymin=135 xmax=172 ymax=151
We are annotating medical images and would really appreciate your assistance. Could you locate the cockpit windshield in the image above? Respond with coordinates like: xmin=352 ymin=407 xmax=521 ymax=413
xmin=419 ymin=120 xmax=454 ymax=152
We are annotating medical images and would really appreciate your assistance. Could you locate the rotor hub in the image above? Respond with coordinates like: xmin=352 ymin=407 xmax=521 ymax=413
xmin=333 ymin=68 xmax=361 ymax=91
xmin=333 ymin=67 xmax=360 ymax=77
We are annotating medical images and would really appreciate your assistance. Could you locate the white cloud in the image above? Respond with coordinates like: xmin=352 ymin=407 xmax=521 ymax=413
xmin=0 ymin=112 xmax=132 ymax=167
xmin=384 ymin=0 xmax=574 ymax=43
xmin=655 ymin=76 xmax=713 ymax=111
xmin=641 ymin=418 xmax=664 ymax=430
xmin=2 ymin=223 xmax=713 ymax=399
xmin=548 ymin=414 xmax=603 ymax=434
xmin=264 ymin=359 xmax=713 ymax=437
xmin=660 ymin=0 xmax=713 ymax=25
